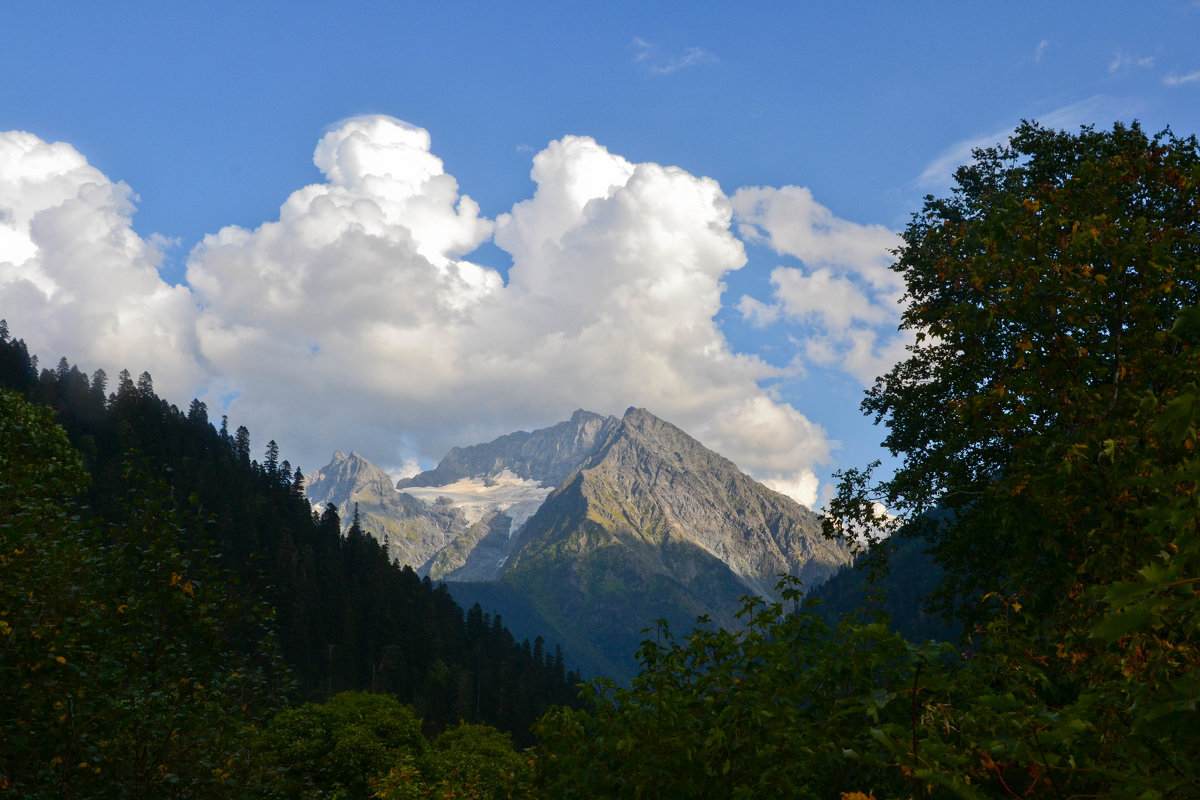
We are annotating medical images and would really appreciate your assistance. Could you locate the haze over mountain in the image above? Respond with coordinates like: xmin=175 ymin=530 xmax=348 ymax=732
xmin=309 ymin=407 xmax=851 ymax=678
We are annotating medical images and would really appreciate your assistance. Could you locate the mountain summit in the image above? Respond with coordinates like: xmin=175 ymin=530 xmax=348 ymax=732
xmin=511 ymin=407 xmax=842 ymax=597
xmin=305 ymin=450 xmax=468 ymax=571
xmin=309 ymin=407 xmax=850 ymax=679
xmin=501 ymin=407 xmax=848 ymax=676
xmin=398 ymin=409 xmax=621 ymax=489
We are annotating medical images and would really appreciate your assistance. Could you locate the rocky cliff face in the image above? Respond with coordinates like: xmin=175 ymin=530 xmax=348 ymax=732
xmin=307 ymin=408 xmax=851 ymax=680
xmin=513 ymin=408 xmax=843 ymax=597
xmin=502 ymin=408 xmax=850 ymax=678
xmin=398 ymin=409 xmax=621 ymax=489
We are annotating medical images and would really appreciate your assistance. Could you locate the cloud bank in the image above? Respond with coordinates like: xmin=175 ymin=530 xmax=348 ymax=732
xmin=0 ymin=116 xmax=906 ymax=507
xmin=732 ymin=185 xmax=908 ymax=385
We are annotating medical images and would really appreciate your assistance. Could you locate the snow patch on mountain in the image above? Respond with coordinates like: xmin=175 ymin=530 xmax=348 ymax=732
xmin=400 ymin=469 xmax=553 ymax=532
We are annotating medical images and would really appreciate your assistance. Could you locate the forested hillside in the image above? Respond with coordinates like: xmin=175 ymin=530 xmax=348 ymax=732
xmin=806 ymin=534 xmax=959 ymax=643
xmin=0 ymin=324 xmax=579 ymax=748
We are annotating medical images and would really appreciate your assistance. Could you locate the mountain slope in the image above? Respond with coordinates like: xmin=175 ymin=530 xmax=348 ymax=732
xmin=305 ymin=450 xmax=470 ymax=572
xmin=0 ymin=329 xmax=581 ymax=744
xmin=502 ymin=407 xmax=851 ymax=679
xmin=307 ymin=411 xmax=623 ymax=579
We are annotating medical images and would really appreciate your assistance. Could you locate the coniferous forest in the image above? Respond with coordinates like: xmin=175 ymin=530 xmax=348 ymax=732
xmin=0 ymin=322 xmax=579 ymax=796
xmin=4 ymin=120 xmax=1200 ymax=798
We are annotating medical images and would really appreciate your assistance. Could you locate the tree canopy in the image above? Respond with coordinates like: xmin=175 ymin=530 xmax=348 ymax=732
xmin=535 ymin=121 xmax=1200 ymax=799
xmin=829 ymin=119 xmax=1200 ymax=796
xmin=833 ymin=121 xmax=1200 ymax=622
xmin=0 ymin=389 xmax=287 ymax=798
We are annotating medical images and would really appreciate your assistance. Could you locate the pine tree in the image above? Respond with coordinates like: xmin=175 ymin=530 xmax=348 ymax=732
xmin=264 ymin=439 xmax=280 ymax=476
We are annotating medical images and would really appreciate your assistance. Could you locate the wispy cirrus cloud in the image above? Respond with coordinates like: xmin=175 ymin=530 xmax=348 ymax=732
xmin=630 ymin=37 xmax=717 ymax=76
xmin=915 ymin=96 xmax=1134 ymax=191
xmin=1109 ymin=50 xmax=1155 ymax=73
xmin=1164 ymin=68 xmax=1200 ymax=86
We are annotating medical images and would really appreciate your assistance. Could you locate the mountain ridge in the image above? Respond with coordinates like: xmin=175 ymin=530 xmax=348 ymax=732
xmin=309 ymin=406 xmax=851 ymax=680
xmin=398 ymin=409 xmax=621 ymax=490
xmin=499 ymin=407 xmax=849 ymax=678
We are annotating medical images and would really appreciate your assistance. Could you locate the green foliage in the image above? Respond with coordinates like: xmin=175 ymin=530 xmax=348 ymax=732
xmin=832 ymin=120 xmax=1200 ymax=621
xmin=255 ymin=691 xmax=426 ymax=799
xmin=0 ymin=365 xmax=566 ymax=796
xmin=373 ymin=722 xmax=532 ymax=800
xmin=0 ymin=329 xmax=581 ymax=746
xmin=537 ymin=121 xmax=1200 ymax=799
xmin=533 ymin=580 xmax=965 ymax=799
xmin=0 ymin=390 xmax=286 ymax=798
xmin=818 ymin=120 xmax=1200 ymax=796
xmin=255 ymin=691 xmax=532 ymax=800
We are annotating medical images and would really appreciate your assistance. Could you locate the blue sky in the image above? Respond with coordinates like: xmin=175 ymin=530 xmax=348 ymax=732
xmin=2 ymin=2 xmax=1198 ymax=506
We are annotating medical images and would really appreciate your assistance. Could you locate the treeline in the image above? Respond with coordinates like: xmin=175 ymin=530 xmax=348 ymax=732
xmin=0 ymin=322 xmax=578 ymax=743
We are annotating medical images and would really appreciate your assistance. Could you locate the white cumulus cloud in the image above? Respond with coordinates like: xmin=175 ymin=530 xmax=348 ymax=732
xmin=1 ymin=117 xmax=902 ymax=508
xmin=731 ymin=185 xmax=907 ymax=385
xmin=186 ymin=118 xmax=830 ymax=505
xmin=0 ymin=130 xmax=202 ymax=397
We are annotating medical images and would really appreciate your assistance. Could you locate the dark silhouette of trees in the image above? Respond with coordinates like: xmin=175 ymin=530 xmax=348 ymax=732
xmin=0 ymin=323 xmax=580 ymax=751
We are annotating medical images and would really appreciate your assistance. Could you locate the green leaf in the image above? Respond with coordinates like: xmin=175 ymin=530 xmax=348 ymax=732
xmin=1103 ymin=580 xmax=1152 ymax=608
xmin=1168 ymin=306 xmax=1200 ymax=339
xmin=1091 ymin=605 xmax=1153 ymax=642
xmin=1155 ymin=393 xmax=1198 ymax=443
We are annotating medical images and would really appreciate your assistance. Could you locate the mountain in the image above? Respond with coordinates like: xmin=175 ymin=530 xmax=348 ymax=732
xmin=501 ymin=408 xmax=850 ymax=678
xmin=309 ymin=410 xmax=622 ymax=579
xmin=398 ymin=409 xmax=621 ymax=489
xmin=305 ymin=449 xmax=473 ymax=573
xmin=309 ymin=407 xmax=852 ymax=680
xmin=807 ymin=531 xmax=960 ymax=644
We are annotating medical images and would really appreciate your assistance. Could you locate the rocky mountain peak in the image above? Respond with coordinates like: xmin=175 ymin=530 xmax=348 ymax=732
xmin=512 ymin=406 xmax=847 ymax=603
xmin=306 ymin=408 xmax=850 ymax=681
xmin=398 ymin=409 xmax=621 ymax=489
xmin=495 ymin=406 xmax=850 ymax=680
xmin=306 ymin=449 xmax=396 ymax=511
